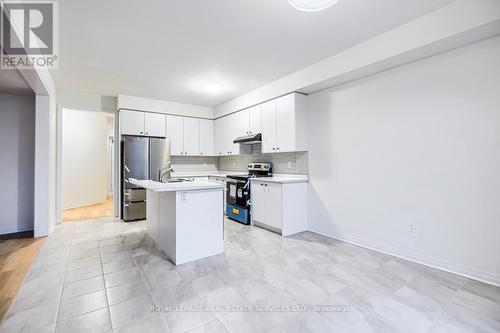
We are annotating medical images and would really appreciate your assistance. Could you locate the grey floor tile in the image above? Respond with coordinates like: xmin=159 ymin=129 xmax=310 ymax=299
xmin=186 ymin=319 xmax=228 ymax=333
xmin=7 ymin=272 xmax=64 ymax=314
xmin=109 ymin=294 xmax=156 ymax=330
xmin=56 ymin=307 xmax=111 ymax=333
xmin=0 ymin=302 xmax=58 ymax=333
xmin=58 ymin=290 xmax=108 ymax=321
xmin=5 ymin=217 xmax=500 ymax=333
xmin=104 ymin=266 xmax=143 ymax=288
xmin=112 ymin=313 xmax=168 ymax=333
xmin=62 ymin=275 xmax=105 ymax=299
xmin=67 ymin=256 xmax=101 ymax=271
xmin=106 ymin=279 xmax=150 ymax=306
xmin=431 ymin=303 xmax=500 ymax=333
xmin=64 ymin=264 xmax=103 ymax=284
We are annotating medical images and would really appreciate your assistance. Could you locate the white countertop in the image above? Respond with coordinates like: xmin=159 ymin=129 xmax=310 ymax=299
xmin=171 ymin=171 xmax=309 ymax=183
xmin=249 ymin=174 xmax=309 ymax=184
xmin=130 ymin=179 xmax=224 ymax=192
xmin=171 ymin=170 xmax=247 ymax=178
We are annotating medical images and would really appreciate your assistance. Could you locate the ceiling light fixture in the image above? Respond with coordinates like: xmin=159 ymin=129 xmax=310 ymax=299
xmin=203 ymin=82 xmax=222 ymax=94
xmin=288 ymin=0 xmax=339 ymax=12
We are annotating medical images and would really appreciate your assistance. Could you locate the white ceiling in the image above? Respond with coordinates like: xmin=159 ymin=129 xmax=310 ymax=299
xmin=51 ymin=0 xmax=455 ymax=107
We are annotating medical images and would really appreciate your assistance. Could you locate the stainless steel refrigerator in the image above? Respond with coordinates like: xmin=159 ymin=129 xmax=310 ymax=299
xmin=121 ymin=136 xmax=170 ymax=221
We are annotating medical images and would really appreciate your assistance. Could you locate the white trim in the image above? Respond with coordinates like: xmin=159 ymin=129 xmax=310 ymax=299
xmin=308 ymin=228 xmax=500 ymax=288
xmin=0 ymin=224 xmax=33 ymax=235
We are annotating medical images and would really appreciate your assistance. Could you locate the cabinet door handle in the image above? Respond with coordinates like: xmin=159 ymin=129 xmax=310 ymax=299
xmin=145 ymin=132 xmax=149 ymax=135
xmin=140 ymin=131 xmax=144 ymax=134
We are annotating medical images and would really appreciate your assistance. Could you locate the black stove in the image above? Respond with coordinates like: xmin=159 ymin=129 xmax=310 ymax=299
xmin=226 ymin=163 xmax=272 ymax=224
xmin=227 ymin=162 xmax=273 ymax=180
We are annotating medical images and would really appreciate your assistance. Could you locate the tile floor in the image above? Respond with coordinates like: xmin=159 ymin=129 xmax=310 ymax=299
xmin=1 ymin=217 xmax=499 ymax=333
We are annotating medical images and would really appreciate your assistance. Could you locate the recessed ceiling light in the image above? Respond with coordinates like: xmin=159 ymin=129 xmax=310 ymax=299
xmin=204 ymin=82 xmax=222 ymax=94
xmin=288 ymin=0 xmax=339 ymax=12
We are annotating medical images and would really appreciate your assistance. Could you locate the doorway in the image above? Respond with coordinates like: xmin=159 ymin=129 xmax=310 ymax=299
xmin=61 ymin=109 xmax=115 ymax=222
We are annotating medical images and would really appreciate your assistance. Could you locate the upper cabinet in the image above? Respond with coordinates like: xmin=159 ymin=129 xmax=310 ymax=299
xmin=261 ymin=93 xmax=308 ymax=153
xmin=248 ymin=105 xmax=262 ymax=135
xmin=183 ymin=117 xmax=200 ymax=155
xmin=120 ymin=110 xmax=166 ymax=137
xmin=144 ymin=112 xmax=166 ymax=137
xmin=166 ymin=115 xmax=214 ymax=156
xmin=199 ymin=119 xmax=214 ymax=156
xmin=214 ymin=114 xmax=251 ymax=156
xmin=166 ymin=115 xmax=184 ymax=155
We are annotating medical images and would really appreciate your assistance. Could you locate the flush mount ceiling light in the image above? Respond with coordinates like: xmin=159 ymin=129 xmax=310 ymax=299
xmin=288 ymin=0 xmax=339 ymax=12
xmin=203 ymin=82 xmax=222 ymax=94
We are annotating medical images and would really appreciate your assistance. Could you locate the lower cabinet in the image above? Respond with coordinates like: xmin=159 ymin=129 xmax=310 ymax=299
xmin=250 ymin=181 xmax=307 ymax=236
xmin=209 ymin=176 xmax=228 ymax=214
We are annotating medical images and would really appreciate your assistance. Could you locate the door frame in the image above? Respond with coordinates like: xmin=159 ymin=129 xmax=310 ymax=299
xmin=56 ymin=107 xmax=119 ymax=224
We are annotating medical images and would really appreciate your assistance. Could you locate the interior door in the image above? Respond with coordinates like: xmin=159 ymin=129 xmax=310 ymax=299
xmin=144 ymin=113 xmax=166 ymax=137
xmin=276 ymin=94 xmax=295 ymax=152
xmin=121 ymin=110 xmax=144 ymax=136
xmin=261 ymin=100 xmax=277 ymax=153
xmin=265 ymin=182 xmax=282 ymax=230
xmin=251 ymin=182 xmax=265 ymax=223
xmin=183 ymin=117 xmax=200 ymax=155
xmin=166 ymin=115 xmax=184 ymax=155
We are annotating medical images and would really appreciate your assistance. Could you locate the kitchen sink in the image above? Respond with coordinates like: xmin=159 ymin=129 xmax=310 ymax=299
xmin=164 ymin=178 xmax=193 ymax=183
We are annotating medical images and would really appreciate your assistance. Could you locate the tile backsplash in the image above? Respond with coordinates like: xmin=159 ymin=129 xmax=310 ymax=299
xmin=171 ymin=145 xmax=308 ymax=175
xmin=171 ymin=156 xmax=218 ymax=173
xmin=219 ymin=144 xmax=308 ymax=174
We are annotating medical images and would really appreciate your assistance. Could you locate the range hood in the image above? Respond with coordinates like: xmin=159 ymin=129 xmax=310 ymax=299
xmin=233 ymin=133 xmax=262 ymax=144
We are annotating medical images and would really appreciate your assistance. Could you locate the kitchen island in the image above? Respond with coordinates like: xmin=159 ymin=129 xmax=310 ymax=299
xmin=130 ymin=179 xmax=224 ymax=265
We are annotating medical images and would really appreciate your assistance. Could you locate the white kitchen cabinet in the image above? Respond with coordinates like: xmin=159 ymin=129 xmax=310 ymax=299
xmin=144 ymin=112 xmax=166 ymax=137
xmin=250 ymin=180 xmax=307 ymax=236
xmin=248 ymin=105 xmax=262 ymax=135
xmin=120 ymin=110 xmax=166 ymax=137
xmin=261 ymin=93 xmax=308 ymax=153
xmin=209 ymin=176 xmax=228 ymax=214
xmin=213 ymin=115 xmax=250 ymax=156
xmin=199 ymin=119 xmax=214 ymax=156
xmin=120 ymin=110 xmax=145 ymax=136
xmin=166 ymin=115 xmax=184 ymax=155
xmin=183 ymin=117 xmax=200 ymax=155
xmin=261 ymin=100 xmax=277 ymax=153
xmin=235 ymin=109 xmax=250 ymax=137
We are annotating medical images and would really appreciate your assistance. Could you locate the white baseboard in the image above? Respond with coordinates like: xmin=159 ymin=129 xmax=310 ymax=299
xmin=0 ymin=224 xmax=33 ymax=235
xmin=308 ymin=228 xmax=500 ymax=288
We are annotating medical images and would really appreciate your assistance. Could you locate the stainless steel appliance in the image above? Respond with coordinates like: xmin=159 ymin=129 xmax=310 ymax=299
xmin=226 ymin=162 xmax=272 ymax=225
xmin=233 ymin=133 xmax=262 ymax=144
xmin=121 ymin=136 xmax=171 ymax=221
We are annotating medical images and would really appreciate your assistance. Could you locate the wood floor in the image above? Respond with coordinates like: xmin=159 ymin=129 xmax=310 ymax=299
xmin=0 ymin=231 xmax=46 ymax=322
xmin=62 ymin=196 xmax=114 ymax=222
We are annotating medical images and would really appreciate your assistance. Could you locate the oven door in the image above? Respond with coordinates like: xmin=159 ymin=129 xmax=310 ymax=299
xmin=226 ymin=180 xmax=249 ymax=207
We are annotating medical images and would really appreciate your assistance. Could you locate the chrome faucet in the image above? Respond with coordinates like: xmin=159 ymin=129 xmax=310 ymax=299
xmin=159 ymin=161 xmax=174 ymax=183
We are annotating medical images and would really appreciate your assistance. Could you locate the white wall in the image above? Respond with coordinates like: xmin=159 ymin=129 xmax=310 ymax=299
xmin=0 ymin=93 xmax=35 ymax=234
xmin=307 ymin=36 xmax=500 ymax=286
xmin=62 ymin=109 xmax=108 ymax=209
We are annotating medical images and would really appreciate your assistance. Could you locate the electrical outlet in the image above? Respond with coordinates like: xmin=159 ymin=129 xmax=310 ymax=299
xmin=408 ymin=222 xmax=417 ymax=234
xmin=233 ymin=162 xmax=236 ymax=167
xmin=288 ymin=161 xmax=293 ymax=168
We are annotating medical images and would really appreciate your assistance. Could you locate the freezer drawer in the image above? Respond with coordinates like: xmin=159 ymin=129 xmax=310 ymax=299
xmin=123 ymin=201 xmax=146 ymax=221
xmin=123 ymin=188 xmax=146 ymax=202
